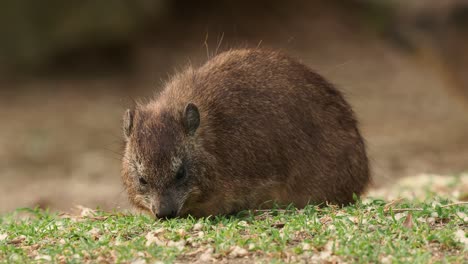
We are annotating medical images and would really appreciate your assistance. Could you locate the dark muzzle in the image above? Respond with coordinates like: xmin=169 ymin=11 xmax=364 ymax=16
xmin=151 ymin=199 xmax=177 ymax=219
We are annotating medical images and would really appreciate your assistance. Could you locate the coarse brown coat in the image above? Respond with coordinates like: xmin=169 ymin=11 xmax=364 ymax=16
xmin=122 ymin=49 xmax=370 ymax=218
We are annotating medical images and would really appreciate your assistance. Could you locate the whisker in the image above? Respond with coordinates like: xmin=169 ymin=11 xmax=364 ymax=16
xmin=215 ymin=32 xmax=225 ymax=56
xmin=203 ymin=31 xmax=210 ymax=59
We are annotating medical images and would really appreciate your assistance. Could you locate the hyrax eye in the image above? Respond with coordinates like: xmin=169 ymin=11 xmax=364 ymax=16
xmin=175 ymin=165 xmax=186 ymax=181
xmin=139 ymin=177 xmax=148 ymax=185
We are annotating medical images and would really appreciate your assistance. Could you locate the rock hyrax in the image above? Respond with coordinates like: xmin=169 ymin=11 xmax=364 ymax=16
xmin=122 ymin=49 xmax=370 ymax=218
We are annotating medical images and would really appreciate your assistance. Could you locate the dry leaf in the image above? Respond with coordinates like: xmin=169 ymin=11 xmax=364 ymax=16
xmin=145 ymin=232 xmax=164 ymax=247
xmin=34 ymin=255 xmax=52 ymax=261
xmin=167 ymin=239 xmax=186 ymax=251
xmin=302 ymin=243 xmax=311 ymax=251
xmin=8 ymin=235 xmax=26 ymax=245
xmin=75 ymin=205 xmax=96 ymax=217
xmin=131 ymin=258 xmax=146 ymax=264
xmin=454 ymin=229 xmax=468 ymax=248
xmin=380 ymin=255 xmax=393 ymax=264
xmin=229 ymin=246 xmax=248 ymax=258
xmin=248 ymin=243 xmax=256 ymax=250
xmin=88 ymin=227 xmax=101 ymax=240
xmin=193 ymin=223 xmax=203 ymax=231
xmin=403 ymin=212 xmax=413 ymax=228
xmin=320 ymin=216 xmax=332 ymax=225
xmin=394 ymin=213 xmax=406 ymax=221
xmin=271 ymin=223 xmax=285 ymax=228
xmin=198 ymin=248 xmax=214 ymax=262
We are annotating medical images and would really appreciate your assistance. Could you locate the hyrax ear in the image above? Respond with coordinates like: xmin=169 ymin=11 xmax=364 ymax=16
xmin=184 ymin=103 xmax=200 ymax=136
xmin=123 ymin=109 xmax=134 ymax=139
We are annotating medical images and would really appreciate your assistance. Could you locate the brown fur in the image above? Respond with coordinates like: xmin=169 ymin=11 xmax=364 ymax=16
xmin=122 ymin=49 xmax=370 ymax=218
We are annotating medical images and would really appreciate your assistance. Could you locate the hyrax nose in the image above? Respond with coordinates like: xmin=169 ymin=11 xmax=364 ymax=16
xmin=152 ymin=203 xmax=176 ymax=219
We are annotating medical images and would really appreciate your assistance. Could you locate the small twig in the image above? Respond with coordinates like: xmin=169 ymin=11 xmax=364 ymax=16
xmin=253 ymin=209 xmax=297 ymax=214
xmin=384 ymin=201 xmax=467 ymax=214
xmin=254 ymin=209 xmax=285 ymax=213
xmin=185 ymin=247 xmax=205 ymax=257
xmin=385 ymin=208 xmax=424 ymax=213
xmin=441 ymin=201 xmax=468 ymax=208
xmin=384 ymin=198 xmax=405 ymax=211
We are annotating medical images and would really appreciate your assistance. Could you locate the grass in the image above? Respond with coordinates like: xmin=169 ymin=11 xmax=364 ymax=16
xmin=1 ymin=174 xmax=467 ymax=263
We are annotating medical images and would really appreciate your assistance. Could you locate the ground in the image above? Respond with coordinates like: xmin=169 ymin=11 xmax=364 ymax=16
xmin=1 ymin=3 xmax=467 ymax=263
xmin=0 ymin=174 xmax=466 ymax=263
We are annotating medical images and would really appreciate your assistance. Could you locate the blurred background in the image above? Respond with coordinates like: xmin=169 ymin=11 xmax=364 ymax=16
xmin=1 ymin=0 xmax=468 ymax=214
